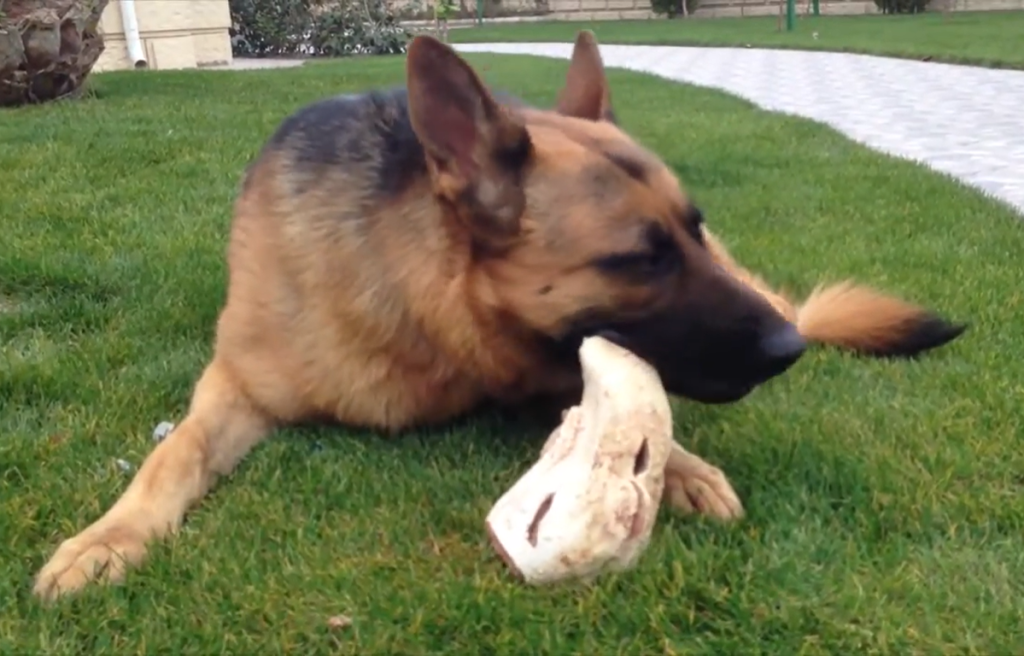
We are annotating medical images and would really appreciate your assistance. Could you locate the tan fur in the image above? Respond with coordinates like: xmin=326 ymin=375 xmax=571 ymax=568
xmin=703 ymin=227 xmax=954 ymax=354
xmin=33 ymin=359 xmax=271 ymax=596
xmin=793 ymin=282 xmax=947 ymax=353
xmin=702 ymin=228 xmax=799 ymax=323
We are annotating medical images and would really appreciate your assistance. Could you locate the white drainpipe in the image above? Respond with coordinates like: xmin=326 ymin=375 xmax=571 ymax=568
xmin=119 ymin=0 xmax=148 ymax=69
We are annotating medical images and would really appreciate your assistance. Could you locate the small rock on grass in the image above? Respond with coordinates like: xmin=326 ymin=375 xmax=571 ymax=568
xmin=153 ymin=421 xmax=176 ymax=443
xmin=110 ymin=422 xmax=176 ymax=476
xmin=327 ymin=615 xmax=353 ymax=630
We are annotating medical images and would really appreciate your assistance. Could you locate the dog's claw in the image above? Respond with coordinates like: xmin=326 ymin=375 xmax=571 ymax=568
xmin=664 ymin=452 xmax=744 ymax=521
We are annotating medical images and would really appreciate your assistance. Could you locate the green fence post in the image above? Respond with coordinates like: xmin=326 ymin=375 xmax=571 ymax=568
xmin=786 ymin=0 xmax=795 ymax=30
xmin=476 ymin=0 xmax=483 ymax=24
xmin=812 ymin=0 xmax=819 ymax=14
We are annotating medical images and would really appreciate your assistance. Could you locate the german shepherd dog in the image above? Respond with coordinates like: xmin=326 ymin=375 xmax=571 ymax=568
xmin=32 ymin=32 xmax=965 ymax=600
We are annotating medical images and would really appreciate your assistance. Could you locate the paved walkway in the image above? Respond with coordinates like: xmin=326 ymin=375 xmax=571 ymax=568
xmin=208 ymin=58 xmax=305 ymax=70
xmin=454 ymin=43 xmax=1024 ymax=217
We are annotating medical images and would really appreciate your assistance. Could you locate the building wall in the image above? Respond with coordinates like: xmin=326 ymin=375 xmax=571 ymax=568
xmin=94 ymin=0 xmax=233 ymax=72
xmin=545 ymin=0 xmax=656 ymax=19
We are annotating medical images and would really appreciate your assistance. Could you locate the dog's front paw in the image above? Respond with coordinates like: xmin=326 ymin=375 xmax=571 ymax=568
xmin=664 ymin=453 xmax=744 ymax=521
xmin=33 ymin=522 xmax=149 ymax=602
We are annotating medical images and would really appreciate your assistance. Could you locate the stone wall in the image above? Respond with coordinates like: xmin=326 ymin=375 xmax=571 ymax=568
xmin=929 ymin=0 xmax=1023 ymax=9
xmin=694 ymin=0 xmax=875 ymax=16
xmin=693 ymin=0 xmax=1023 ymax=17
xmin=406 ymin=0 xmax=1022 ymax=22
xmin=397 ymin=0 xmax=656 ymax=22
xmin=545 ymin=0 xmax=656 ymax=19
xmin=392 ymin=0 xmax=553 ymax=20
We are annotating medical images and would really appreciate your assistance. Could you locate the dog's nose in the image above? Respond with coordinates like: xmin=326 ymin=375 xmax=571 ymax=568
xmin=757 ymin=323 xmax=806 ymax=378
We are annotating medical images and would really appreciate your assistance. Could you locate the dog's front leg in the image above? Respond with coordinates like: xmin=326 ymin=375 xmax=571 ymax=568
xmin=33 ymin=357 xmax=271 ymax=602
xmin=663 ymin=442 xmax=744 ymax=521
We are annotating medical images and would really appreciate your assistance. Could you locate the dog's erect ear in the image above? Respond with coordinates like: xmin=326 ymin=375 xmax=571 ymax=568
xmin=555 ymin=31 xmax=615 ymax=123
xmin=406 ymin=35 xmax=532 ymax=253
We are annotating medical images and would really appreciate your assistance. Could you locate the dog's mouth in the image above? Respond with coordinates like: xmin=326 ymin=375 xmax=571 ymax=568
xmin=675 ymin=379 xmax=755 ymax=404
xmin=572 ymin=328 xmax=756 ymax=405
xmin=591 ymin=328 xmax=632 ymax=351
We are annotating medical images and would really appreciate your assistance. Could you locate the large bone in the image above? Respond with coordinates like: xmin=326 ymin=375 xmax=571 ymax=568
xmin=485 ymin=335 xmax=675 ymax=585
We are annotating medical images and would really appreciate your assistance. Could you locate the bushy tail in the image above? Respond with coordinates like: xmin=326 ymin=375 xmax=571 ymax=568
xmin=701 ymin=229 xmax=967 ymax=359
xmin=794 ymin=281 xmax=967 ymax=358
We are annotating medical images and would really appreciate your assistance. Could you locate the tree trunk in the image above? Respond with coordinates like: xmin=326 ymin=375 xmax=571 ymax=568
xmin=1 ymin=0 xmax=110 ymax=107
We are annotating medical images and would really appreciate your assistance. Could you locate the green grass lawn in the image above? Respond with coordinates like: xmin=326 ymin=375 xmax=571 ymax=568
xmin=3 ymin=53 xmax=1024 ymax=653
xmin=445 ymin=11 xmax=1024 ymax=69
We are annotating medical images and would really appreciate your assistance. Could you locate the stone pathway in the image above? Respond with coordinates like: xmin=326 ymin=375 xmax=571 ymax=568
xmin=208 ymin=58 xmax=306 ymax=71
xmin=454 ymin=43 xmax=1024 ymax=216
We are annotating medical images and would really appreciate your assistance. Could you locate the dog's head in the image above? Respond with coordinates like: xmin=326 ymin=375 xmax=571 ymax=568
xmin=405 ymin=32 xmax=805 ymax=404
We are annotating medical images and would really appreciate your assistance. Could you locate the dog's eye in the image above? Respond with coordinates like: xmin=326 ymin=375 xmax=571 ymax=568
xmin=594 ymin=251 xmax=671 ymax=278
xmin=594 ymin=233 xmax=679 ymax=280
xmin=683 ymin=206 xmax=705 ymax=245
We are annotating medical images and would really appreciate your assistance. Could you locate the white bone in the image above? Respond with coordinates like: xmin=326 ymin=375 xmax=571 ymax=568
xmin=485 ymin=335 xmax=674 ymax=585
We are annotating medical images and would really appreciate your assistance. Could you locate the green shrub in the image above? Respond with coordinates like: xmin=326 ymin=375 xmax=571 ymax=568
xmin=229 ymin=0 xmax=411 ymax=58
xmin=649 ymin=0 xmax=700 ymax=18
xmin=229 ymin=0 xmax=317 ymax=57
xmin=308 ymin=0 xmax=411 ymax=56
xmin=873 ymin=0 xmax=930 ymax=12
xmin=435 ymin=0 xmax=457 ymax=19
